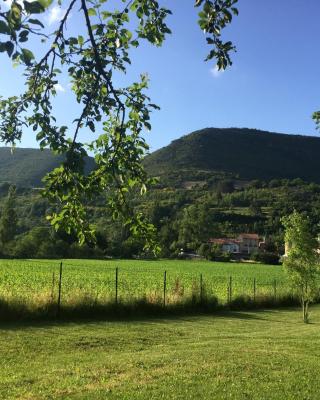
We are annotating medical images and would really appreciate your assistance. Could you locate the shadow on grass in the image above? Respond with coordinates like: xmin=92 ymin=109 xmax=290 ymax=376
xmin=0 ymin=293 xmax=302 ymax=330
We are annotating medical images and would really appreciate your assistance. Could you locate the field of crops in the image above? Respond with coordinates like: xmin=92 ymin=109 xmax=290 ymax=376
xmin=0 ymin=259 xmax=290 ymax=311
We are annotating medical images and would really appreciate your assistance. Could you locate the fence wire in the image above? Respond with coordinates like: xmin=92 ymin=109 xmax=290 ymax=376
xmin=0 ymin=260 xmax=294 ymax=308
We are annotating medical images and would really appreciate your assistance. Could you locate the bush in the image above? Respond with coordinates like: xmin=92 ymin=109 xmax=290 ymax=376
xmin=229 ymin=294 xmax=300 ymax=310
xmin=197 ymin=243 xmax=211 ymax=259
xmin=12 ymin=227 xmax=103 ymax=259
xmin=210 ymin=252 xmax=231 ymax=262
xmin=251 ymin=251 xmax=280 ymax=265
xmin=197 ymin=243 xmax=231 ymax=262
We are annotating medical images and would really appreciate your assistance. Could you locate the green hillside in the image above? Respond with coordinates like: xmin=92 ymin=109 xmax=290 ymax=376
xmin=1 ymin=128 xmax=320 ymax=188
xmin=0 ymin=148 xmax=95 ymax=187
xmin=1 ymin=128 xmax=320 ymax=260
xmin=4 ymin=174 xmax=319 ymax=259
xmin=144 ymin=128 xmax=320 ymax=184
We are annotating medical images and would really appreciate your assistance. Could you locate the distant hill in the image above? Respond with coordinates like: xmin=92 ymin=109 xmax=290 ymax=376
xmin=0 ymin=148 xmax=95 ymax=187
xmin=1 ymin=128 xmax=320 ymax=188
xmin=144 ymin=128 xmax=320 ymax=184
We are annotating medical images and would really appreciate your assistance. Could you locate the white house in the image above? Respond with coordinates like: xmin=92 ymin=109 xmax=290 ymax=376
xmin=209 ymin=238 xmax=240 ymax=254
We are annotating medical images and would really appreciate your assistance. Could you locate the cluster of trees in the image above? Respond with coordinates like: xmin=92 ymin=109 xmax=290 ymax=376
xmin=0 ymin=184 xmax=153 ymax=259
xmin=0 ymin=185 xmax=99 ymax=258
xmin=2 ymin=175 xmax=320 ymax=260
xmin=148 ymin=179 xmax=320 ymax=258
xmin=1 ymin=183 xmax=320 ymax=323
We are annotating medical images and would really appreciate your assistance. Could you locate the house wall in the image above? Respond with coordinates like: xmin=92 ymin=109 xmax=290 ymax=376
xmin=239 ymin=238 xmax=259 ymax=254
xmin=222 ymin=243 xmax=240 ymax=254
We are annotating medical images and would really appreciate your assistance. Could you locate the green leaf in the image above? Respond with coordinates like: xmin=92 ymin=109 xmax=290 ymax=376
xmin=231 ymin=7 xmax=239 ymax=16
xmin=38 ymin=0 xmax=53 ymax=9
xmin=87 ymin=121 xmax=95 ymax=132
xmin=68 ymin=37 xmax=78 ymax=46
xmin=10 ymin=3 xmax=22 ymax=22
xmin=0 ymin=21 xmax=10 ymax=35
xmin=21 ymin=48 xmax=34 ymax=65
xmin=88 ymin=8 xmax=97 ymax=16
xmin=24 ymin=1 xmax=45 ymax=14
xmin=18 ymin=30 xmax=29 ymax=43
xmin=0 ymin=42 xmax=7 ymax=53
xmin=28 ymin=18 xmax=45 ymax=28
xmin=5 ymin=41 xmax=14 ymax=57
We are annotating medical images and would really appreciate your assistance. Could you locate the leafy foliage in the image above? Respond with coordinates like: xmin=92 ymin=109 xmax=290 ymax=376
xmin=0 ymin=0 xmax=239 ymax=250
xmin=0 ymin=185 xmax=18 ymax=247
xmin=196 ymin=0 xmax=238 ymax=69
xmin=282 ymin=211 xmax=320 ymax=323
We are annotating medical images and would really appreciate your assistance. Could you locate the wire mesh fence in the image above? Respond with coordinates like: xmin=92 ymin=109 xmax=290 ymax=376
xmin=0 ymin=260 xmax=293 ymax=312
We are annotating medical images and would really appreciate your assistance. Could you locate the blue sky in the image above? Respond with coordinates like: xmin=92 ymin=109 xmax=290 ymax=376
xmin=0 ymin=0 xmax=319 ymax=151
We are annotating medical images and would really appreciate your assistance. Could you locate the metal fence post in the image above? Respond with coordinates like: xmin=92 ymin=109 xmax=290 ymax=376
xmin=57 ymin=262 xmax=63 ymax=315
xmin=163 ymin=271 xmax=167 ymax=307
xmin=51 ymin=272 xmax=55 ymax=302
xmin=115 ymin=267 xmax=118 ymax=305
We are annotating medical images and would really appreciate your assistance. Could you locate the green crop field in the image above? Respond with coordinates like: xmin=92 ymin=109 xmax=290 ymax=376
xmin=1 ymin=306 xmax=320 ymax=399
xmin=0 ymin=259 xmax=290 ymax=314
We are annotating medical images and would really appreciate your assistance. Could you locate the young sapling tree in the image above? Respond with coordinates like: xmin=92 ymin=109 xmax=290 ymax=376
xmin=282 ymin=211 xmax=320 ymax=323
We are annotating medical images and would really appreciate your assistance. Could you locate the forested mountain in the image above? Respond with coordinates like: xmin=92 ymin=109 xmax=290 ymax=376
xmin=1 ymin=128 xmax=320 ymax=187
xmin=0 ymin=148 xmax=95 ymax=187
xmin=0 ymin=148 xmax=64 ymax=187
xmin=1 ymin=128 xmax=320 ymax=260
xmin=144 ymin=128 xmax=320 ymax=185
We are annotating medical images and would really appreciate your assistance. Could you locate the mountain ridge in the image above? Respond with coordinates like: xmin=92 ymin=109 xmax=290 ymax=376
xmin=1 ymin=127 xmax=320 ymax=187
xmin=143 ymin=127 xmax=320 ymax=184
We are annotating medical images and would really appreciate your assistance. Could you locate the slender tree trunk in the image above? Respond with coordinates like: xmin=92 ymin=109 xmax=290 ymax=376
xmin=302 ymin=299 xmax=309 ymax=323
xmin=305 ymin=301 xmax=309 ymax=323
xmin=303 ymin=282 xmax=309 ymax=323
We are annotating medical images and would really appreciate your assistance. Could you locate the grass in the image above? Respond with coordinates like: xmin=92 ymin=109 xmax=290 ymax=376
xmin=1 ymin=306 xmax=320 ymax=399
xmin=0 ymin=259 xmax=287 ymax=310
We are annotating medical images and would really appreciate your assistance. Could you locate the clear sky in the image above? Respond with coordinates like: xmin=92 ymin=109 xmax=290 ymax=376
xmin=0 ymin=0 xmax=319 ymax=151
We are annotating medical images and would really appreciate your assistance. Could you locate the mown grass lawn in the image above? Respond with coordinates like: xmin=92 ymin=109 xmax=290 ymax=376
xmin=1 ymin=306 xmax=320 ymax=399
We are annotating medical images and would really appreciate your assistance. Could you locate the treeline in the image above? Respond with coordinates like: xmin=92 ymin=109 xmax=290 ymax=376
xmin=0 ymin=184 xmax=152 ymax=259
xmin=1 ymin=177 xmax=320 ymax=259
xmin=0 ymin=148 xmax=95 ymax=187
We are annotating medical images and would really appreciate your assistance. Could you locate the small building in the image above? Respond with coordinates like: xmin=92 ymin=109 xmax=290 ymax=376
xmin=237 ymin=233 xmax=260 ymax=254
xmin=209 ymin=233 xmax=263 ymax=256
xmin=209 ymin=238 xmax=241 ymax=254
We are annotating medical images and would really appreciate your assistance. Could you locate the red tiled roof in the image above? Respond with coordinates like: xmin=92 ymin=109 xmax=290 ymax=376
xmin=209 ymin=238 xmax=241 ymax=245
xmin=238 ymin=233 xmax=259 ymax=240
